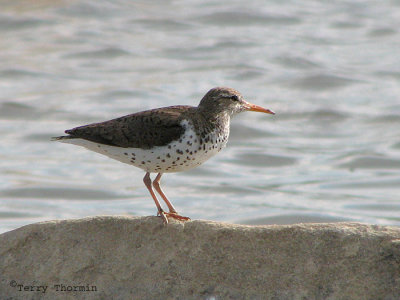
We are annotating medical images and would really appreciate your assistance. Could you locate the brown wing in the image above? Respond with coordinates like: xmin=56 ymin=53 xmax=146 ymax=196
xmin=65 ymin=106 xmax=194 ymax=149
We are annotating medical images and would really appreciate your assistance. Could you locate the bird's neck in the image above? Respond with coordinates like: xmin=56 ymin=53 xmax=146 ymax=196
xmin=199 ymin=110 xmax=231 ymax=137
xmin=200 ymin=109 xmax=230 ymax=124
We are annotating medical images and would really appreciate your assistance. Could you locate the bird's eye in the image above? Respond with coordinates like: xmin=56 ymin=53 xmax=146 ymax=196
xmin=230 ymin=95 xmax=239 ymax=101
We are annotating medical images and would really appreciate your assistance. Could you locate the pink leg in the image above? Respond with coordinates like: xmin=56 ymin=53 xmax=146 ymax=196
xmin=143 ymin=172 xmax=168 ymax=224
xmin=153 ymin=173 xmax=190 ymax=222
xmin=153 ymin=173 xmax=177 ymax=213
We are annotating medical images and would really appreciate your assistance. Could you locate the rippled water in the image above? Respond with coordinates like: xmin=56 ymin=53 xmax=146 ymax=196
xmin=1 ymin=0 xmax=400 ymax=233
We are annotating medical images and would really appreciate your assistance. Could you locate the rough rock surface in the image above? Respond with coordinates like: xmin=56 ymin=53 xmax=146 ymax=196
xmin=0 ymin=216 xmax=399 ymax=299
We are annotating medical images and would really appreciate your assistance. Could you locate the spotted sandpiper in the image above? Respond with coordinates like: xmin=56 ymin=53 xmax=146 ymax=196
xmin=53 ymin=87 xmax=275 ymax=223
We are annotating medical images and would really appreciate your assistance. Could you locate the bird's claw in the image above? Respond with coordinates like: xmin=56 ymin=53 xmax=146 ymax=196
xmin=157 ymin=211 xmax=169 ymax=224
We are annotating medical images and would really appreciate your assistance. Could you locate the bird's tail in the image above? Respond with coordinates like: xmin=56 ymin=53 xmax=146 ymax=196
xmin=51 ymin=135 xmax=74 ymax=141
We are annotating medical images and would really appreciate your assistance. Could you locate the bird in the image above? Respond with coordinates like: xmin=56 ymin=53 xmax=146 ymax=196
xmin=53 ymin=87 xmax=275 ymax=224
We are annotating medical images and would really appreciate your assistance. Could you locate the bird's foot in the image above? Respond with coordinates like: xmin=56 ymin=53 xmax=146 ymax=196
xmin=165 ymin=212 xmax=191 ymax=222
xmin=157 ymin=210 xmax=190 ymax=224
xmin=157 ymin=210 xmax=169 ymax=224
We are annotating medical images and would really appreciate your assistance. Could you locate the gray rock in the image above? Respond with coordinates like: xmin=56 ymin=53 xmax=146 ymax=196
xmin=0 ymin=216 xmax=399 ymax=299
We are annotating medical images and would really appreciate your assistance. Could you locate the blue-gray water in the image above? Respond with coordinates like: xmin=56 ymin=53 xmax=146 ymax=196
xmin=1 ymin=0 xmax=400 ymax=233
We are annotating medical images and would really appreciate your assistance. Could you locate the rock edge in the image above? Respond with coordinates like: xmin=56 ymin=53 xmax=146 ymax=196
xmin=0 ymin=216 xmax=399 ymax=299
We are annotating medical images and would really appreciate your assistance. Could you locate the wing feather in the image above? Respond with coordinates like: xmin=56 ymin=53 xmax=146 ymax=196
xmin=65 ymin=106 xmax=193 ymax=149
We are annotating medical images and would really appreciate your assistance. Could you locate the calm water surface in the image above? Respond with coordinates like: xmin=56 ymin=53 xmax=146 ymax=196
xmin=1 ymin=0 xmax=400 ymax=233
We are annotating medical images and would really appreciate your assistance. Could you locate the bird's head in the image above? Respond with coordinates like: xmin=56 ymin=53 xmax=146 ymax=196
xmin=198 ymin=87 xmax=275 ymax=117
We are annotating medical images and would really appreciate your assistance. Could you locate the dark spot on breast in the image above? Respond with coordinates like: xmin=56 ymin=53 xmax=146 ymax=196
xmin=176 ymin=149 xmax=183 ymax=155
xmin=124 ymin=152 xmax=128 ymax=156
xmin=166 ymin=153 xmax=171 ymax=158
xmin=142 ymin=161 xmax=145 ymax=164
xmin=168 ymin=145 xmax=171 ymax=149
xmin=157 ymin=156 xmax=161 ymax=159
xmin=162 ymin=159 xmax=165 ymax=162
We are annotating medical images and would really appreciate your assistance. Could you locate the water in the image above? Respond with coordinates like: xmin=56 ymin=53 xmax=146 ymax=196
xmin=1 ymin=0 xmax=400 ymax=233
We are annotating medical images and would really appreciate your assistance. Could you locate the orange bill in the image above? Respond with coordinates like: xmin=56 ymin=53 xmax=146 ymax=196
xmin=244 ymin=101 xmax=275 ymax=114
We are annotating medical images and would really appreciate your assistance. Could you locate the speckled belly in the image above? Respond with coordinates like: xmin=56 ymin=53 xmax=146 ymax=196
xmin=62 ymin=121 xmax=229 ymax=173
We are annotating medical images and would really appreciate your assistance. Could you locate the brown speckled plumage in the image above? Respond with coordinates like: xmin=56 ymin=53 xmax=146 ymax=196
xmin=65 ymin=106 xmax=191 ymax=149
xmin=53 ymin=87 xmax=275 ymax=224
xmin=63 ymin=87 xmax=245 ymax=149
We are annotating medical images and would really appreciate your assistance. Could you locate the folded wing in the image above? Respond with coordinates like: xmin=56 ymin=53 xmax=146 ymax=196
xmin=64 ymin=106 xmax=193 ymax=149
